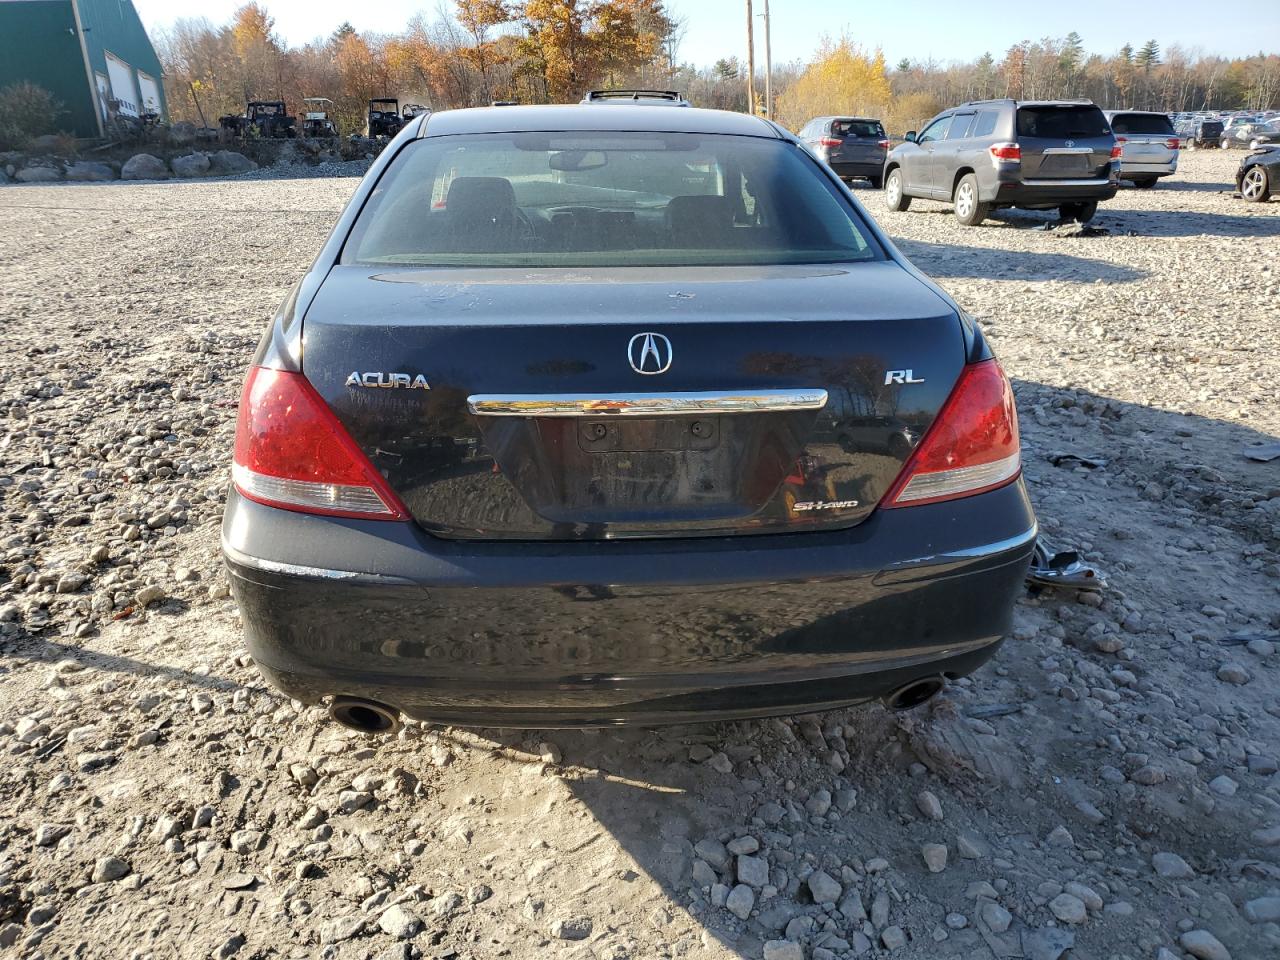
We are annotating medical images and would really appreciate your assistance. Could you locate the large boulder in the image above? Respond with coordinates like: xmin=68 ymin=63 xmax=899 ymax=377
xmin=15 ymin=166 xmax=62 ymax=183
xmin=27 ymin=134 xmax=63 ymax=152
xmin=171 ymin=152 xmax=210 ymax=178
xmin=121 ymin=153 xmax=170 ymax=180
xmin=208 ymin=150 xmax=257 ymax=175
xmin=65 ymin=161 xmax=116 ymax=182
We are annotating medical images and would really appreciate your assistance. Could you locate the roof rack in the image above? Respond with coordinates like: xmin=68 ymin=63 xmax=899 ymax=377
xmin=959 ymin=97 xmax=1096 ymax=107
xmin=581 ymin=89 xmax=690 ymax=106
xmin=490 ymin=100 xmax=519 ymax=107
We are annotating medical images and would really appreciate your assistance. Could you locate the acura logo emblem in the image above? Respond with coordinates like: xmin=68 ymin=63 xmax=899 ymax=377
xmin=627 ymin=332 xmax=673 ymax=375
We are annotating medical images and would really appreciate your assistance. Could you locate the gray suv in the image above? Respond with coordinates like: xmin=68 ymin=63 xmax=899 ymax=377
xmin=799 ymin=117 xmax=888 ymax=187
xmin=884 ymin=99 xmax=1120 ymax=225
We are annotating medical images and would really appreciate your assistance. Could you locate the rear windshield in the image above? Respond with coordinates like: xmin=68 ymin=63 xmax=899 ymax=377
xmin=1016 ymin=106 xmax=1110 ymax=139
xmin=832 ymin=119 xmax=883 ymax=138
xmin=1200 ymin=121 xmax=1224 ymax=134
xmin=343 ymin=132 xmax=879 ymax=267
xmin=1110 ymin=113 xmax=1175 ymax=135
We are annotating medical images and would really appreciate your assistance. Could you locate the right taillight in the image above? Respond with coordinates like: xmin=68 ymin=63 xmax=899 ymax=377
xmin=989 ymin=142 xmax=1021 ymax=162
xmin=881 ymin=360 xmax=1021 ymax=508
xmin=1110 ymin=144 xmax=1123 ymax=160
xmin=232 ymin=366 xmax=409 ymax=520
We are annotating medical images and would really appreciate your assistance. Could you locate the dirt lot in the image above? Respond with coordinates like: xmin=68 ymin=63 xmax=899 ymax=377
xmin=0 ymin=150 xmax=1278 ymax=960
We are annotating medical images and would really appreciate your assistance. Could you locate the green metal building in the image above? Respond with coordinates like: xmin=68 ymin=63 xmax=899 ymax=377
xmin=0 ymin=0 xmax=167 ymax=138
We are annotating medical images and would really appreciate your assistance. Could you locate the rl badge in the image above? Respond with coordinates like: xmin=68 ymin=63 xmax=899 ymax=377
xmin=346 ymin=371 xmax=431 ymax=390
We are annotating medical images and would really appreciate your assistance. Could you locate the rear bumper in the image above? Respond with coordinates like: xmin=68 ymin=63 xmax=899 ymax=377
xmin=829 ymin=161 xmax=884 ymax=179
xmin=1120 ymin=160 xmax=1177 ymax=176
xmin=222 ymin=482 xmax=1037 ymax=727
xmin=991 ymin=179 xmax=1119 ymax=207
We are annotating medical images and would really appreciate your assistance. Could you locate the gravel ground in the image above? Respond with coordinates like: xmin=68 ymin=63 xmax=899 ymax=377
xmin=0 ymin=151 xmax=1278 ymax=960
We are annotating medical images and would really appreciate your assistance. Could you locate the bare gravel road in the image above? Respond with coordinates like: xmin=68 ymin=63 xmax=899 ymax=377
xmin=0 ymin=151 xmax=1278 ymax=960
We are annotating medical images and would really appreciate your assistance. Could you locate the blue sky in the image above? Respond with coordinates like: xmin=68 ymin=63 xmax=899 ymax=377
xmin=135 ymin=0 xmax=1279 ymax=67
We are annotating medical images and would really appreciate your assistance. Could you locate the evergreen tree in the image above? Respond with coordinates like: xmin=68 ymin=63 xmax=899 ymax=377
xmin=1137 ymin=39 xmax=1161 ymax=69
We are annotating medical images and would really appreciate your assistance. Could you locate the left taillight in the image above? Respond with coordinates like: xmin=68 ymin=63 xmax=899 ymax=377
xmin=880 ymin=359 xmax=1021 ymax=509
xmin=232 ymin=366 xmax=409 ymax=520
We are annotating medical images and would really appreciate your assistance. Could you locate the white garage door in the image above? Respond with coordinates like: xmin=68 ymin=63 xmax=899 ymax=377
xmin=105 ymin=51 xmax=138 ymax=117
xmin=137 ymin=72 xmax=161 ymax=115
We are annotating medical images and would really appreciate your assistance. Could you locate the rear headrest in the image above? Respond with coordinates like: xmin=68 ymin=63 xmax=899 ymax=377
xmin=666 ymin=195 xmax=733 ymax=245
xmin=445 ymin=177 xmax=517 ymax=224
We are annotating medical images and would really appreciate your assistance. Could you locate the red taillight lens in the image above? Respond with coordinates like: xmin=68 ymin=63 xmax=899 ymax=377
xmin=1166 ymin=137 xmax=1180 ymax=150
xmin=989 ymin=142 xmax=1021 ymax=161
xmin=1115 ymin=136 xmax=1128 ymax=144
xmin=1110 ymin=144 xmax=1123 ymax=159
xmin=232 ymin=366 xmax=408 ymax=520
xmin=877 ymin=139 xmax=890 ymax=149
xmin=881 ymin=360 xmax=1021 ymax=508
xmin=817 ymin=137 xmax=842 ymax=148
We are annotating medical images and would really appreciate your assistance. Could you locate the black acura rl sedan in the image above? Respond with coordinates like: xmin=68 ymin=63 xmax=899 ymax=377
xmin=221 ymin=101 xmax=1037 ymax=731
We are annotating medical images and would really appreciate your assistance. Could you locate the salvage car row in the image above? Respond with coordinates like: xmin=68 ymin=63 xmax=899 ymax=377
xmin=800 ymin=99 xmax=1278 ymax=226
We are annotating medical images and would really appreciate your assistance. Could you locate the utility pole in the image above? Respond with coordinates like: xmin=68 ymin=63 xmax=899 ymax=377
xmin=762 ymin=0 xmax=772 ymax=119
xmin=745 ymin=0 xmax=756 ymax=116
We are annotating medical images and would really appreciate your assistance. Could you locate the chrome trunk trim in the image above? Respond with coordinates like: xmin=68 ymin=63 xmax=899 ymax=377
xmin=467 ymin=389 xmax=829 ymax=417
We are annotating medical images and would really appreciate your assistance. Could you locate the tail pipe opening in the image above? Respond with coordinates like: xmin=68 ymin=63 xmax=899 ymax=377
xmin=329 ymin=697 xmax=402 ymax=735
xmin=882 ymin=676 xmax=945 ymax=712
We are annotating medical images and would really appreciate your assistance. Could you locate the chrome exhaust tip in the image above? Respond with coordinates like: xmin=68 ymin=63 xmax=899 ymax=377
xmin=882 ymin=676 xmax=945 ymax=712
xmin=329 ymin=697 xmax=402 ymax=735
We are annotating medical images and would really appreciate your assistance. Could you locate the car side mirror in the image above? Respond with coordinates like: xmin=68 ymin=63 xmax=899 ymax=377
xmin=904 ymin=131 xmax=917 ymax=143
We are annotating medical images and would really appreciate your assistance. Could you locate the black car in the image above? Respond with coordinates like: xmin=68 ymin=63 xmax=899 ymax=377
xmin=885 ymin=99 xmax=1120 ymax=225
xmin=798 ymin=116 xmax=889 ymax=187
xmin=1238 ymin=145 xmax=1279 ymax=202
xmin=222 ymin=103 xmax=1036 ymax=730
xmin=1178 ymin=118 xmax=1224 ymax=150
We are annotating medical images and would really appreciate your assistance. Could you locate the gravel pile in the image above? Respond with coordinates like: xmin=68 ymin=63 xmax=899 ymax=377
xmin=0 ymin=151 xmax=1277 ymax=959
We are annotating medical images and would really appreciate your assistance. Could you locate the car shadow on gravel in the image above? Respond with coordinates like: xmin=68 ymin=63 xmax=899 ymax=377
xmin=894 ymin=239 xmax=1147 ymax=283
xmin=2 ymin=636 xmax=239 ymax=692
xmin=1105 ymin=209 xmax=1280 ymax=237
xmin=438 ymin=378 xmax=1279 ymax=959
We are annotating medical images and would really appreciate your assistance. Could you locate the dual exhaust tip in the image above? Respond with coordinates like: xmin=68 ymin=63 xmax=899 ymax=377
xmin=327 ymin=678 xmax=943 ymax=735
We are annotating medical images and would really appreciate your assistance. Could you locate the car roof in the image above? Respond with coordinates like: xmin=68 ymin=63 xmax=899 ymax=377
xmin=1104 ymin=109 xmax=1169 ymax=116
xmin=419 ymin=105 xmax=783 ymax=139
xmin=957 ymin=99 xmax=1099 ymax=109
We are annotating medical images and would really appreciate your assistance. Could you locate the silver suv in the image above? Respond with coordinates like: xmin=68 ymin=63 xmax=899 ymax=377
xmin=884 ymin=99 xmax=1120 ymax=225
xmin=1104 ymin=110 xmax=1179 ymax=188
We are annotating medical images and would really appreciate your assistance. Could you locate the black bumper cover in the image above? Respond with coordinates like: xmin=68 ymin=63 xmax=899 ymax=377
xmin=223 ymin=482 xmax=1036 ymax=727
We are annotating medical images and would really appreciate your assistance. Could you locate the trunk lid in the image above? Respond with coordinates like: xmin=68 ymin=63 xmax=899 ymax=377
xmin=303 ymin=263 xmax=965 ymax=541
xmin=1110 ymin=112 xmax=1177 ymax=162
xmin=1016 ymin=105 xmax=1115 ymax=179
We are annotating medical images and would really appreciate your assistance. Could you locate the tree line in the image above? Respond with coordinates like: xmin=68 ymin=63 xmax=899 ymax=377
xmin=155 ymin=6 xmax=1280 ymax=137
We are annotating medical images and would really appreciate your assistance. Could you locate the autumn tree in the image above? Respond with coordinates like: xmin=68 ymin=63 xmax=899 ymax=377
xmin=776 ymin=36 xmax=891 ymax=132
xmin=230 ymin=3 xmax=284 ymax=101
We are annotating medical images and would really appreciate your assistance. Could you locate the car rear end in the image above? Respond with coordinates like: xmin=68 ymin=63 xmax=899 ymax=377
xmin=221 ymin=107 xmax=1036 ymax=728
xmin=991 ymin=102 xmax=1119 ymax=209
xmin=1193 ymin=119 xmax=1223 ymax=148
xmin=1107 ymin=111 xmax=1179 ymax=184
xmin=817 ymin=118 xmax=889 ymax=185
